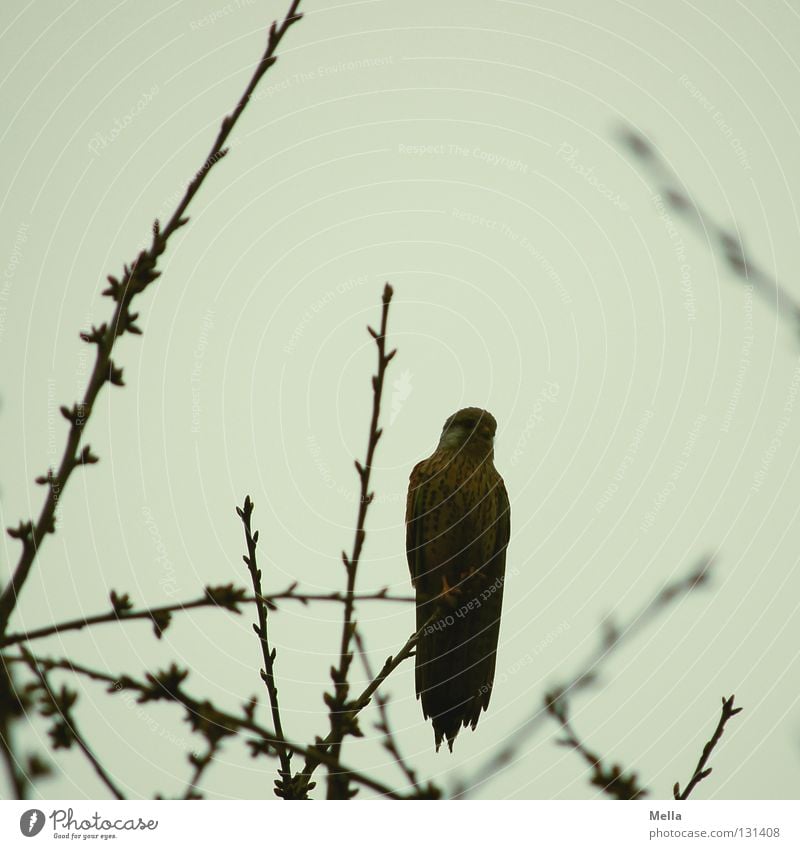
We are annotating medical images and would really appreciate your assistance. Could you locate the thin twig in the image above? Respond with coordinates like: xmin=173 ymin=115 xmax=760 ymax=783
xmin=453 ymin=555 xmax=714 ymax=798
xmin=353 ymin=628 xmax=423 ymax=794
xmin=546 ymin=691 xmax=647 ymax=799
xmin=0 ymin=585 xmax=413 ymax=648
xmin=2 ymin=651 xmax=404 ymax=799
xmin=237 ymin=495 xmax=293 ymax=797
xmin=325 ymin=284 xmax=396 ymax=799
xmin=293 ymin=611 xmax=435 ymax=797
xmin=0 ymin=0 xmax=305 ymax=637
xmin=20 ymin=647 xmax=125 ymax=800
xmin=674 ymin=695 xmax=742 ymax=800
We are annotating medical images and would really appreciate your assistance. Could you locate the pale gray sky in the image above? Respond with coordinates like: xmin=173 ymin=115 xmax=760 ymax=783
xmin=1 ymin=0 xmax=799 ymax=799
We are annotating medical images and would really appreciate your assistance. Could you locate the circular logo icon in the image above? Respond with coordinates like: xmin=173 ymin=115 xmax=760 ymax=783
xmin=19 ymin=809 xmax=46 ymax=837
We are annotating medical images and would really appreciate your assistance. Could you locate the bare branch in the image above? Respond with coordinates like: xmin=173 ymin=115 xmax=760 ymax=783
xmin=0 ymin=656 xmax=30 ymax=798
xmin=325 ymin=284 xmax=396 ymax=799
xmin=183 ymin=740 xmax=220 ymax=800
xmin=546 ymin=690 xmax=647 ymax=799
xmin=353 ymin=628 xmax=438 ymax=797
xmin=620 ymin=126 xmax=800 ymax=340
xmin=674 ymin=695 xmax=743 ymax=800
xmin=0 ymin=584 xmax=413 ymax=648
xmin=0 ymin=0 xmax=305 ymax=637
xmin=293 ymin=610 xmax=435 ymax=797
xmin=20 ymin=648 xmax=125 ymax=800
xmin=237 ymin=495 xmax=293 ymax=797
xmin=3 ymin=651 xmax=404 ymax=800
xmin=453 ymin=554 xmax=714 ymax=798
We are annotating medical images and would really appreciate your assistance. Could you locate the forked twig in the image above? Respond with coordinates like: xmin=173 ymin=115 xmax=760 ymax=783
xmin=674 ymin=695 xmax=742 ymax=800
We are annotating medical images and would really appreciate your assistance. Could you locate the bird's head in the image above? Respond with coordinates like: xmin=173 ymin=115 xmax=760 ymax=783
xmin=438 ymin=407 xmax=497 ymax=457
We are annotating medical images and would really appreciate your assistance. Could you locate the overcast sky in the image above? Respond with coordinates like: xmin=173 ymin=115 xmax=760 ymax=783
xmin=1 ymin=0 xmax=799 ymax=800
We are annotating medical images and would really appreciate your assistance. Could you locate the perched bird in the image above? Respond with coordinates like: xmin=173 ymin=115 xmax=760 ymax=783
xmin=406 ymin=407 xmax=510 ymax=751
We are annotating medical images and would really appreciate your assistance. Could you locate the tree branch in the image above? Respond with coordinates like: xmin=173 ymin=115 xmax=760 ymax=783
xmin=353 ymin=628 xmax=437 ymax=797
xmin=3 ymin=651 xmax=404 ymax=800
xmin=183 ymin=740 xmax=220 ymax=800
xmin=0 ymin=717 xmax=26 ymax=799
xmin=453 ymin=555 xmax=714 ymax=798
xmin=293 ymin=611 xmax=435 ymax=797
xmin=620 ymin=126 xmax=800 ymax=340
xmin=237 ymin=495 xmax=293 ymax=797
xmin=673 ymin=694 xmax=743 ymax=800
xmin=546 ymin=690 xmax=647 ymax=799
xmin=325 ymin=284 xmax=396 ymax=799
xmin=0 ymin=0 xmax=305 ymax=637
xmin=0 ymin=584 xmax=413 ymax=648
xmin=20 ymin=647 xmax=125 ymax=800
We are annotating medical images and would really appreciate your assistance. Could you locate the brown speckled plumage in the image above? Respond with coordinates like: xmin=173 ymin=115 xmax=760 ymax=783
xmin=406 ymin=407 xmax=510 ymax=751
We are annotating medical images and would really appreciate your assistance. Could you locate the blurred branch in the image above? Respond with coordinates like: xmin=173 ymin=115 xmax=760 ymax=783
xmin=325 ymin=284 xmax=397 ymax=800
xmin=546 ymin=689 xmax=647 ymax=799
xmin=183 ymin=740 xmax=220 ymax=800
xmin=237 ymin=495 xmax=293 ymax=798
xmin=0 ymin=584 xmax=413 ymax=648
xmin=453 ymin=554 xmax=714 ymax=798
xmin=20 ymin=647 xmax=125 ymax=800
xmin=0 ymin=0 xmax=305 ymax=637
xmin=674 ymin=694 xmax=742 ymax=800
xmin=3 ymin=651 xmax=405 ymax=800
xmin=0 ymin=656 xmax=30 ymax=798
xmin=0 ymin=717 xmax=25 ymax=799
xmin=620 ymin=126 xmax=800 ymax=339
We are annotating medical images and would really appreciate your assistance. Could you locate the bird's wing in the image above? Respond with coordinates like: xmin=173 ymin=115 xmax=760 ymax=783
xmin=405 ymin=459 xmax=428 ymax=586
xmin=469 ymin=475 xmax=511 ymax=717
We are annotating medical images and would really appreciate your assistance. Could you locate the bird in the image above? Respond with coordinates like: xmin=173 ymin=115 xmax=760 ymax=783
xmin=405 ymin=407 xmax=510 ymax=751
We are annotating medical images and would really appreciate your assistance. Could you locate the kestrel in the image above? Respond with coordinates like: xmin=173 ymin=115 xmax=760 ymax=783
xmin=406 ymin=407 xmax=510 ymax=751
